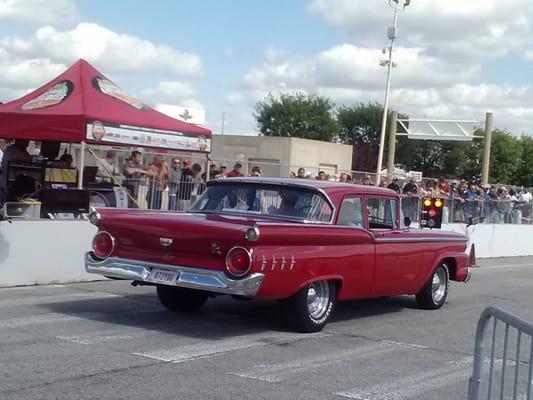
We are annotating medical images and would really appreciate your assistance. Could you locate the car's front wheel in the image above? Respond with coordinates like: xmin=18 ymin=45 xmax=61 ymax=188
xmin=415 ymin=264 xmax=449 ymax=309
xmin=156 ymin=285 xmax=208 ymax=313
xmin=282 ymin=280 xmax=337 ymax=333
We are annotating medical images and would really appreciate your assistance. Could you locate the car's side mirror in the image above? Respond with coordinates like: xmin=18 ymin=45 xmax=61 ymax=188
xmin=404 ymin=216 xmax=411 ymax=228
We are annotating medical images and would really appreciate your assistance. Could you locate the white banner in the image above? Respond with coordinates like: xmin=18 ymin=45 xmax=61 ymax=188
xmin=86 ymin=121 xmax=210 ymax=152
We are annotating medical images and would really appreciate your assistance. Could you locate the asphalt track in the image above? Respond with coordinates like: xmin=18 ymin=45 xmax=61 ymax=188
xmin=0 ymin=256 xmax=532 ymax=399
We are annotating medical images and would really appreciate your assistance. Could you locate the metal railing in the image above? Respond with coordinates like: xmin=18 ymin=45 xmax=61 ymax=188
xmin=468 ymin=306 xmax=533 ymax=400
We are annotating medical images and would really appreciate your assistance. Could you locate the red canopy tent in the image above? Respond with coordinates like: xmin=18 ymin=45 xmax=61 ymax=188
xmin=0 ymin=59 xmax=211 ymax=152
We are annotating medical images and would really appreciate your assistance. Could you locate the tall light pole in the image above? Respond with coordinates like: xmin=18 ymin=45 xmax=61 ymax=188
xmin=375 ymin=0 xmax=411 ymax=185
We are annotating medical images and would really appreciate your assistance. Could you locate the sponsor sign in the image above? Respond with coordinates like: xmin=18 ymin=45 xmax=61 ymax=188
xmin=92 ymin=76 xmax=146 ymax=110
xmin=86 ymin=121 xmax=210 ymax=152
xmin=21 ymin=80 xmax=73 ymax=110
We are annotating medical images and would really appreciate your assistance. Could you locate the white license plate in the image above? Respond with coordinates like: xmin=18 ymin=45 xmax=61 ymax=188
xmin=148 ymin=269 xmax=178 ymax=284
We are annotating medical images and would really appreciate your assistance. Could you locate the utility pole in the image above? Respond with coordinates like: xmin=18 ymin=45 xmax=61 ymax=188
xmin=375 ymin=0 xmax=411 ymax=185
xmin=481 ymin=112 xmax=493 ymax=185
xmin=221 ymin=112 xmax=226 ymax=135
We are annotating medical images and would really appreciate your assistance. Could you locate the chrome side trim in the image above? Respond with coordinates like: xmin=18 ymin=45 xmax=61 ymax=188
xmin=84 ymin=253 xmax=264 ymax=296
xmin=374 ymin=237 xmax=467 ymax=243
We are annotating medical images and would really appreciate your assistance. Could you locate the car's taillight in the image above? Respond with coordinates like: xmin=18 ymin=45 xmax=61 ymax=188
xmin=92 ymin=231 xmax=116 ymax=259
xmin=225 ymin=246 xmax=252 ymax=278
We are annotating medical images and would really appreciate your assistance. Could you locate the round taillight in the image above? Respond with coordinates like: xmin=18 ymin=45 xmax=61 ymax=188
xmin=225 ymin=247 xmax=252 ymax=278
xmin=92 ymin=231 xmax=116 ymax=259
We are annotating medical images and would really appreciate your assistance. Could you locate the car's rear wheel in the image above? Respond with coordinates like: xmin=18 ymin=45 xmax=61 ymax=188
xmin=282 ymin=280 xmax=336 ymax=333
xmin=415 ymin=264 xmax=449 ymax=309
xmin=156 ymin=285 xmax=208 ymax=313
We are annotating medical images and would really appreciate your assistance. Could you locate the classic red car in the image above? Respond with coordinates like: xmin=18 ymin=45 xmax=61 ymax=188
xmin=85 ymin=178 xmax=473 ymax=332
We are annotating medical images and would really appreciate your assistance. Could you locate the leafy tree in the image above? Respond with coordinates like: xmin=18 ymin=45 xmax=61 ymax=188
xmin=254 ymin=93 xmax=338 ymax=142
xmin=337 ymin=102 xmax=383 ymax=147
xmin=488 ymin=129 xmax=521 ymax=184
xmin=514 ymin=135 xmax=533 ymax=187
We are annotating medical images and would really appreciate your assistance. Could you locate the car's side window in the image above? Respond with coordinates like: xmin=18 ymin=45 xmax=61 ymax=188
xmin=337 ymin=197 xmax=364 ymax=228
xmin=367 ymin=198 xmax=397 ymax=229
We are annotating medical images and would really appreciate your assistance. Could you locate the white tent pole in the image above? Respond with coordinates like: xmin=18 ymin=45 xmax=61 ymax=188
xmin=78 ymin=141 xmax=85 ymax=189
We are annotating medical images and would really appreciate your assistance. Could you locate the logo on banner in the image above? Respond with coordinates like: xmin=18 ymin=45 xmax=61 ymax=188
xmin=21 ymin=80 xmax=73 ymax=110
xmin=92 ymin=76 xmax=146 ymax=110
xmin=91 ymin=121 xmax=106 ymax=140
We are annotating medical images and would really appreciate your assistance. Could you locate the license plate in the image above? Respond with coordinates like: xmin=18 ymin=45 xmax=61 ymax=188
xmin=148 ymin=269 xmax=178 ymax=284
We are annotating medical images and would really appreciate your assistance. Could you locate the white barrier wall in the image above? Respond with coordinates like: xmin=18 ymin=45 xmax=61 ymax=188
xmin=442 ymin=223 xmax=533 ymax=259
xmin=0 ymin=220 xmax=532 ymax=287
xmin=0 ymin=220 xmax=97 ymax=287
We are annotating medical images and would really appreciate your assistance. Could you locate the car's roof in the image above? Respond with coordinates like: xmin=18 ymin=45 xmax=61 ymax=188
xmin=209 ymin=177 xmax=396 ymax=196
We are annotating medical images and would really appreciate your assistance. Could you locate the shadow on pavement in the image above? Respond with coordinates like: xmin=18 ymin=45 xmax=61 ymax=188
xmin=42 ymin=283 xmax=417 ymax=339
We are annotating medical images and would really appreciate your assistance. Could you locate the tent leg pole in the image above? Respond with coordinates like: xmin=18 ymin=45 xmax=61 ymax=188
xmin=78 ymin=142 xmax=86 ymax=189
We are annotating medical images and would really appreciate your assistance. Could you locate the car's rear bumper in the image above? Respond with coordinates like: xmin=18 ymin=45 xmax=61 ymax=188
xmin=84 ymin=252 xmax=264 ymax=296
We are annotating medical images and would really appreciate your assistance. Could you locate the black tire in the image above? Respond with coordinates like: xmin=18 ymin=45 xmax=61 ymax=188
xmin=282 ymin=280 xmax=337 ymax=333
xmin=415 ymin=264 xmax=449 ymax=309
xmin=156 ymin=285 xmax=208 ymax=313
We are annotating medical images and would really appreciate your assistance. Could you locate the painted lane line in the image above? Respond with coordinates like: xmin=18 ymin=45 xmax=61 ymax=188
xmin=0 ymin=313 xmax=101 ymax=329
xmin=230 ymin=341 xmax=406 ymax=383
xmin=333 ymin=357 xmax=473 ymax=400
xmin=132 ymin=332 xmax=330 ymax=364
xmin=57 ymin=332 xmax=148 ymax=345
xmin=334 ymin=357 xmax=515 ymax=400
xmin=474 ymin=263 xmax=533 ymax=271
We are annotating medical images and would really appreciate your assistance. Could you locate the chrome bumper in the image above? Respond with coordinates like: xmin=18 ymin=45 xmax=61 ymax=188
xmin=84 ymin=252 xmax=264 ymax=297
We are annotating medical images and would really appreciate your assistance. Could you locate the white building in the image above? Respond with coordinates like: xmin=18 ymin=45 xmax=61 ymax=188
xmin=210 ymin=135 xmax=353 ymax=178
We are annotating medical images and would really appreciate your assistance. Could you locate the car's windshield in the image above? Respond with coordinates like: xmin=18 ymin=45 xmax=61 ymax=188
xmin=190 ymin=183 xmax=333 ymax=222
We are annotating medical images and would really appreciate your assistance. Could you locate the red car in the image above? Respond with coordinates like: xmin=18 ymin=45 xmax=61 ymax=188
xmin=85 ymin=178 xmax=473 ymax=332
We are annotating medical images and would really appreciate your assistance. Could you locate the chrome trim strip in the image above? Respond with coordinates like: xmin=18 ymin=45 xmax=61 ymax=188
xmin=374 ymin=237 xmax=467 ymax=243
xmin=84 ymin=253 xmax=264 ymax=296
xmin=159 ymin=238 xmax=173 ymax=247
xmin=290 ymin=255 xmax=296 ymax=270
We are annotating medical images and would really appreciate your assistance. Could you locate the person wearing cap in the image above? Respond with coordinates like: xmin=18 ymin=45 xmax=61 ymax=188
xmin=228 ymin=162 xmax=244 ymax=177
xmin=97 ymin=150 xmax=120 ymax=181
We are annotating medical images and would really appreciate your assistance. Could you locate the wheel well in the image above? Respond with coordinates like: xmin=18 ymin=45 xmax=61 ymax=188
xmin=332 ymin=279 xmax=343 ymax=298
xmin=441 ymin=258 xmax=457 ymax=280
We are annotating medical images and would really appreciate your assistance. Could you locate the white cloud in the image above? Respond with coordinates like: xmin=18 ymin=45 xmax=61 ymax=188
xmin=308 ymin=0 xmax=533 ymax=61
xmin=0 ymin=0 xmax=77 ymax=23
xmin=142 ymin=80 xmax=202 ymax=109
xmin=1 ymin=23 xmax=202 ymax=77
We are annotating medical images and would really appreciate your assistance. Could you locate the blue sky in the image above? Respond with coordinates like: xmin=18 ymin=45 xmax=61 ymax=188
xmin=0 ymin=0 xmax=532 ymax=135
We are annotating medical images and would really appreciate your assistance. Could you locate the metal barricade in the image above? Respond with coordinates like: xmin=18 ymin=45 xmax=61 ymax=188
xmin=468 ymin=306 xmax=533 ymax=400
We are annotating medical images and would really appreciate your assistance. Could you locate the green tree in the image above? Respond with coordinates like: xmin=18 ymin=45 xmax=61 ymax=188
xmin=337 ymin=102 xmax=383 ymax=147
xmin=514 ymin=135 xmax=533 ymax=187
xmin=487 ymin=129 xmax=521 ymax=184
xmin=254 ymin=93 xmax=338 ymax=142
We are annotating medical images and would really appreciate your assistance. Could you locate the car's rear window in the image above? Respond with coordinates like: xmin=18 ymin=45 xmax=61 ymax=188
xmin=190 ymin=183 xmax=333 ymax=222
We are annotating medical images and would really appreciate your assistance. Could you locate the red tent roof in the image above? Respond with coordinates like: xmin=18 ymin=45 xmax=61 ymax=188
xmin=0 ymin=59 xmax=211 ymax=145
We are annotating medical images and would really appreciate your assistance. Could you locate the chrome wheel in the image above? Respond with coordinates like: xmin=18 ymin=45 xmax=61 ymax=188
xmin=306 ymin=281 xmax=330 ymax=319
xmin=431 ymin=267 xmax=447 ymax=304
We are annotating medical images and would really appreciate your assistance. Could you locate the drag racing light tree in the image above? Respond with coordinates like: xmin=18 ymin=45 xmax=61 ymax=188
xmin=375 ymin=0 xmax=411 ymax=185
xmin=421 ymin=198 xmax=444 ymax=229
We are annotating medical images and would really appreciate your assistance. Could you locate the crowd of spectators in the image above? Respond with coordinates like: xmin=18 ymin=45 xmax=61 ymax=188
xmin=96 ymin=153 xmax=533 ymax=224
xmin=285 ymin=167 xmax=533 ymax=225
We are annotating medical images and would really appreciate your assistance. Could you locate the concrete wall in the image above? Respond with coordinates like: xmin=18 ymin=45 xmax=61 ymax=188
xmin=442 ymin=223 xmax=533 ymax=259
xmin=211 ymin=135 xmax=353 ymax=178
xmin=0 ymin=221 xmax=98 ymax=287
xmin=1 ymin=219 xmax=532 ymax=288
